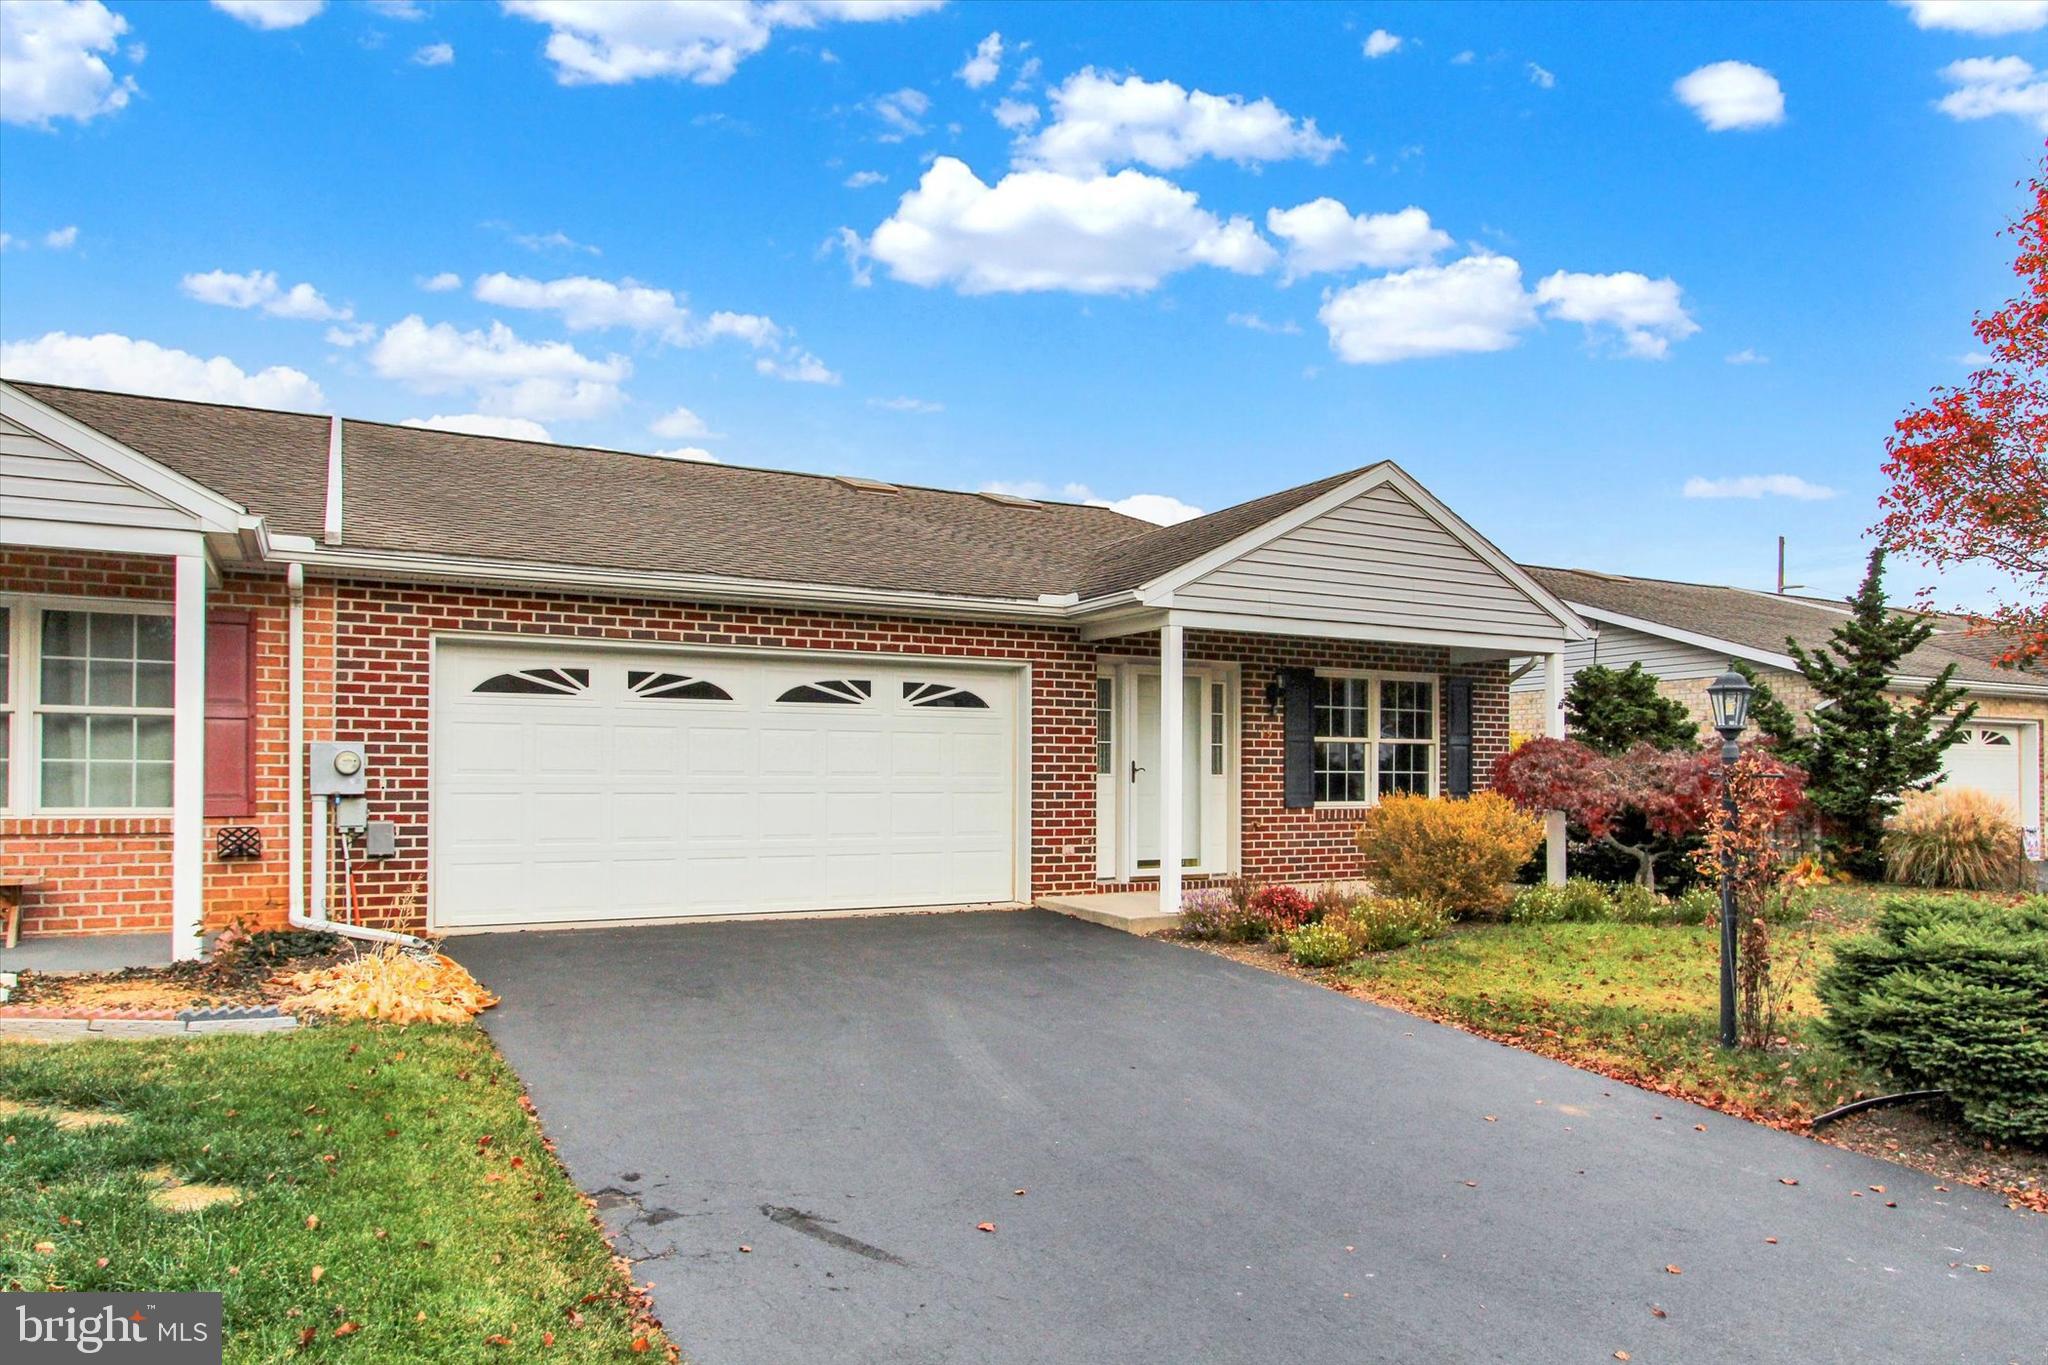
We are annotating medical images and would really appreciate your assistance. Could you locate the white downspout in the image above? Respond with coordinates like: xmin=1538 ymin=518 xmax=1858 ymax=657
xmin=286 ymin=561 xmax=428 ymax=950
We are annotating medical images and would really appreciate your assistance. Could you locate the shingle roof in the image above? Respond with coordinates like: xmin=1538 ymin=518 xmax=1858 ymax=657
xmin=14 ymin=382 xmax=1163 ymax=601
xmin=1524 ymin=565 xmax=2040 ymax=689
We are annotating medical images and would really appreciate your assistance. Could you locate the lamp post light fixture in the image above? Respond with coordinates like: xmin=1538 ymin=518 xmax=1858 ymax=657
xmin=1706 ymin=666 xmax=1754 ymax=1049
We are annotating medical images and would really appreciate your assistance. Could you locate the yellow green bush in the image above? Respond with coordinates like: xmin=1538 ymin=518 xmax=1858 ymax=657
xmin=1353 ymin=792 xmax=1544 ymax=917
xmin=1881 ymin=788 xmax=2031 ymax=891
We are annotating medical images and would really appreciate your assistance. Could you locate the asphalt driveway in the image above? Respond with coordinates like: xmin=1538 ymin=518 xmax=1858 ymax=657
xmin=453 ymin=909 xmax=2045 ymax=1365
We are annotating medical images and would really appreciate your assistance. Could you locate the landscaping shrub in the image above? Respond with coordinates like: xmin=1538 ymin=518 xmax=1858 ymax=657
xmin=1325 ymin=897 xmax=1449 ymax=953
xmin=1670 ymin=886 xmax=1718 ymax=925
xmin=1353 ymin=792 xmax=1543 ymax=917
xmin=1177 ymin=887 xmax=1236 ymax=940
xmin=1818 ymin=894 xmax=2048 ymax=1145
xmin=1282 ymin=919 xmax=1357 ymax=968
xmin=1507 ymin=878 xmax=1613 ymax=924
xmin=1881 ymin=788 xmax=2032 ymax=892
xmin=1249 ymin=885 xmax=1316 ymax=933
xmin=1310 ymin=881 xmax=1370 ymax=922
xmin=1608 ymin=881 xmax=1669 ymax=925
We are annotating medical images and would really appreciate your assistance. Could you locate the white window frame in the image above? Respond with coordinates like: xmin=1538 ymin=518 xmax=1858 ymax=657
xmin=1312 ymin=669 xmax=1440 ymax=809
xmin=0 ymin=593 xmax=177 ymax=816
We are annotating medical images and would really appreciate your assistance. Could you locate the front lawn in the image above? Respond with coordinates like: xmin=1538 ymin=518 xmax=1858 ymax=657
xmin=0 ymin=1024 xmax=673 ymax=1362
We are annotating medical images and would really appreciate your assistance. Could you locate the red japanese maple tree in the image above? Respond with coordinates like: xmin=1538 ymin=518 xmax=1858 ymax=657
xmin=1877 ymin=152 xmax=2048 ymax=669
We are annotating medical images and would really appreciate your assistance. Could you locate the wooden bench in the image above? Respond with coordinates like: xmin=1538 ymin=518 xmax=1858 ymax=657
xmin=2 ymin=880 xmax=42 ymax=951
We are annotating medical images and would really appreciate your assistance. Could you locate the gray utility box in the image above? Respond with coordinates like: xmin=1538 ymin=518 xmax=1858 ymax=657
xmin=309 ymin=741 xmax=369 ymax=796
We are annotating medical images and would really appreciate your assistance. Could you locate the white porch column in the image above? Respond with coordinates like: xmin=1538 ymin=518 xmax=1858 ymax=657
xmin=171 ymin=554 xmax=208 ymax=961
xmin=1543 ymin=649 xmax=1567 ymax=887
xmin=1158 ymin=621 xmax=1185 ymax=915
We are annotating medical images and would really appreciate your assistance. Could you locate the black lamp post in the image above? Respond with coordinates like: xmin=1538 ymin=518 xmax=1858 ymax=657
xmin=1707 ymin=666 xmax=1754 ymax=1049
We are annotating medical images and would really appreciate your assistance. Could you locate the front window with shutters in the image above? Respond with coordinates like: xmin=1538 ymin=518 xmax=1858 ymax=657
xmin=1313 ymin=672 xmax=1437 ymax=806
xmin=0 ymin=600 xmax=177 ymax=813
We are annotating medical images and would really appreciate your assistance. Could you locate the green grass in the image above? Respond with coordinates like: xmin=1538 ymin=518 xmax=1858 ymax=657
xmin=1338 ymin=917 xmax=1882 ymax=1124
xmin=0 ymin=1024 xmax=667 ymax=1362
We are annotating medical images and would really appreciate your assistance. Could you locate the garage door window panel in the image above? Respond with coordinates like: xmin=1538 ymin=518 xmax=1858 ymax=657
xmin=473 ymin=667 xmax=590 ymax=696
xmin=777 ymin=679 xmax=873 ymax=705
xmin=903 ymin=681 xmax=990 ymax=709
xmin=628 ymin=670 xmax=733 ymax=702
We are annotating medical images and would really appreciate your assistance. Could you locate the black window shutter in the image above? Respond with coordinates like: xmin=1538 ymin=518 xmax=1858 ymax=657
xmin=1282 ymin=667 xmax=1317 ymax=809
xmin=1445 ymin=676 xmax=1474 ymax=797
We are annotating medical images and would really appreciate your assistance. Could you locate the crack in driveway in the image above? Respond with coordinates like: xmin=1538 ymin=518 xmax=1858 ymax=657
xmin=761 ymin=1205 xmax=908 ymax=1266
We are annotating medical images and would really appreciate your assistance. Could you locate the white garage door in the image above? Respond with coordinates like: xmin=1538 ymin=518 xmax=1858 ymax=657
xmin=1939 ymin=723 xmax=2031 ymax=826
xmin=432 ymin=642 xmax=1021 ymax=928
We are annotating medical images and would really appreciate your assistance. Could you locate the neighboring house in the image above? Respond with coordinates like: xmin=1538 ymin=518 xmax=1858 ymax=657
xmin=1509 ymin=566 xmax=2047 ymax=851
xmin=0 ymin=380 xmax=1592 ymax=954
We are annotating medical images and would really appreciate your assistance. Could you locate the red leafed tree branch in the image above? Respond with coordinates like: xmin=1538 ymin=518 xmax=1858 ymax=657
xmin=1876 ymin=150 xmax=2048 ymax=670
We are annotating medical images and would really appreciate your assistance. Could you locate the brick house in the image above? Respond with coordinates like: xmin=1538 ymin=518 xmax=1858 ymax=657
xmin=1 ymin=380 xmax=1591 ymax=955
xmin=1508 ymin=566 xmax=2047 ymax=854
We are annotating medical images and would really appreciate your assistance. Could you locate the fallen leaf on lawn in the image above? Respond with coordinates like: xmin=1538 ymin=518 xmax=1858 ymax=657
xmin=543 ymin=1331 xmax=555 ymax=1346
xmin=33 ymin=1242 xmax=55 ymax=1254
xmin=1664 ymin=1265 xmax=1681 ymax=1275
xmin=309 ymin=1266 xmax=324 ymax=1284
xmin=305 ymin=1215 xmax=320 ymax=1231
xmin=565 ymin=1308 xmax=584 ymax=1328
xmin=96 ymin=1258 xmax=109 ymax=1269
xmin=334 ymin=1322 xmax=360 ymax=1338
xmin=631 ymin=1337 xmax=651 ymax=1353
xmin=976 ymin=1222 xmax=996 ymax=1233
xmin=486 ymin=1334 xmax=513 ymax=1347
xmin=1778 ymin=1178 xmax=1799 ymax=1186
xmin=299 ymin=1327 xmax=317 ymax=1347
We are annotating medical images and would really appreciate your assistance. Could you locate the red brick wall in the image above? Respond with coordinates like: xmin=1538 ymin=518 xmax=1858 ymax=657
xmin=4 ymin=552 xmax=1513 ymax=937
xmin=0 ymin=549 xmax=317 ymax=938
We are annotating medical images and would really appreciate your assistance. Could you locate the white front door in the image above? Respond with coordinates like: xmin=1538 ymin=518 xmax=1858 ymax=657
xmin=432 ymin=641 xmax=1022 ymax=929
xmin=1099 ymin=665 xmax=1233 ymax=878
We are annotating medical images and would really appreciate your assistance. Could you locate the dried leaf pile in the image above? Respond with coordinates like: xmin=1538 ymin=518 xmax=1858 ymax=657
xmin=273 ymin=947 xmax=499 ymax=1024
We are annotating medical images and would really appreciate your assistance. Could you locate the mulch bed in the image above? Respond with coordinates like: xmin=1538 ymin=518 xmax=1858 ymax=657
xmin=1171 ymin=933 xmax=2047 ymax=1216
xmin=7 ymin=930 xmax=362 ymax=1015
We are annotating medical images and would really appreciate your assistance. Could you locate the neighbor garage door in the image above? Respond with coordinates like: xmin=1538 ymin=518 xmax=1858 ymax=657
xmin=1938 ymin=721 xmax=2033 ymax=829
xmin=432 ymin=641 xmax=1021 ymax=928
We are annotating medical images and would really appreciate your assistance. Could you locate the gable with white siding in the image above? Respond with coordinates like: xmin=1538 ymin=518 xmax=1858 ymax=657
xmin=1508 ymin=619 xmax=1728 ymax=691
xmin=1169 ymin=480 xmax=1573 ymax=650
xmin=0 ymin=412 xmax=199 ymax=535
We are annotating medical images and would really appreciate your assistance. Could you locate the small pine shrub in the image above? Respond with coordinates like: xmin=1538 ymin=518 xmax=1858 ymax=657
xmin=1177 ymin=887 xmax=1235 ymax=940
xmin=1327 ymin=897 xmax=1449 ymax=953
xmin=1670 ymin=887 xmax=1718 ymax=926
xmin=1608 ymin=882 xmax=1669 ymax=925
xmin=1282 ymin=918 xmax=1357 ymax=968
xmin=1882 ymin=788 xmax=2031 ymax=892
xmin=1353 ymin=792 xmax=1544 ymax=917
xmin=1508 ymin=878 xmax=1614 ymax=924
xmin=1818 ymin=894 xmax=2048 ymax=1145
xmin=1249 ymin=885 xmax=1316 ymax=933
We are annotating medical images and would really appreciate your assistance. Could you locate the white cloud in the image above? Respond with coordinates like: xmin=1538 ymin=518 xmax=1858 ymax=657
xmin=755 ymin=350 xmax=840 ymax=384
xmin=1532 ymin=269 xmax=1698 ymax=358
xmin=869 ymin=86 xmax=928 ymax=140
xmin=647 ymin=445 xmax=719 ymax=462
xmin=1682 ymin=474 xmax=1836 ymax=501
xmin=325 ymin=321 xmax=376 ymax=347
xmin=0 ymin=330 xmax=325 ymax=408
xmin=1900 ymin=0 xmax=2048 ymax=34
xmin=1017 ymin=68 xmax=1343 ymax=175
xmin=861 ymin=155 xmax=1276 ymax=295
xmin=1526 ymin=62 xmax=1556 ymax=89
xmin=366 ymin=0 xmax=425 ymax=17
xmin=1451 ymin=49 xmax=1476 ymax=65
xmin=211 ymin=0 xmax=325 ymax=31
xmin=1363 ymin=28 xmax=1402 ymax=58
xmin=411 ymin=40 xmax=453 ymax=66
xmin=1318 ymin=254 xmax=1536 ymax=364
xmin=418 ymin=271 xmax=463 ymax=292
xmin=992 ymin=96 xmax=1039 ymax=130
xmin=0 ymin=0 xmax=138 ymax=128
xmin=400 ymin=413 xmax=553 ymax=442
xmin=43 ymin=225 xmax=78 ymax=249
xmin=1226 ymin=312 xmax=1301 ymax=335
xmin=1936 ymin=55 xmax=2048 ymax=129
xmin=501 ymin=0 xmax=942 ymax=88
xmin=844 ymin=169 xmax=886 ymax=188
xmin=700 ymin=310 xmax=783 ymax=348
xmin=649 ymin=404 xmax=713 ymax=438
xmin=824 ymin=226 xmax=873 ymax=287
xmin=1266 ymin=198 xmax=1452 ymax=281
xmin=958 ymin=30 xmax=1001 ymax=88
xmin=983 ymin=479 xmax=1203 ymax=525
xmin=1674 ymin=60 xmax=1785 ymax=130
xmin=367 ymin=314 xmax=631 ymax=419
xmin=474 ymin=271 xmax=688 ymax=334
xmin=1725 ymin=347 xmax=1769 ymax=365
xmin=181 ymin=268 xmax=351 ymax=323
xmin=867 ymin=395 xmax=943 ymax=412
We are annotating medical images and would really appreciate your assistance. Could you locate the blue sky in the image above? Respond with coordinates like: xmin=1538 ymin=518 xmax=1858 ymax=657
xmin=2 ymin=0 xmax=2043 ymax=605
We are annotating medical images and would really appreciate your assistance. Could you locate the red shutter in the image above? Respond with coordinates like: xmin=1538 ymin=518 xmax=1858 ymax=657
xmin=204 ymin=610 xmax=258 ymax=818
